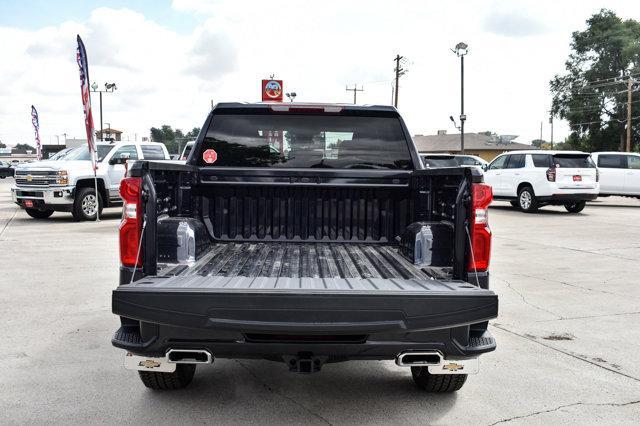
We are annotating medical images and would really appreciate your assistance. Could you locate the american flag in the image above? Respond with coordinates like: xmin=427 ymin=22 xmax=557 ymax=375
xmin=76 ymin=35 xmax=97 ymax=171
xmin=30 ymin=105 xmax=42 ymax=160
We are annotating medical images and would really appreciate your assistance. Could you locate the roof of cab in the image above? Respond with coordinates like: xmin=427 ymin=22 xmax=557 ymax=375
xmin=212 ymin=102 xmax=398 ymax=113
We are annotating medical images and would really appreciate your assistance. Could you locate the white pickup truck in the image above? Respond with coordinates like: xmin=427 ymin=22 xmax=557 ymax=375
xmin=11 ymin=141 xmax=170 ymax=220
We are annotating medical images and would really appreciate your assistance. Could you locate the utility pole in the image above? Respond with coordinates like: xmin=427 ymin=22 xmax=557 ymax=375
xmin=540 ymin=121 xmax=543 ymax=143
xmin=549 ymin=113 xmax=554 ymax=150
xmin=452 ymin=43 xmax=468 ymax=154
xmin=627 ymin=76 xmax=633 ymax=152
xmin=90 ymin=82 xmax=117 ymax=141
xmin=345 ymin=85 xmax=364 ymax=104
xmin=394 ymin=55 xmax=404 ymax=108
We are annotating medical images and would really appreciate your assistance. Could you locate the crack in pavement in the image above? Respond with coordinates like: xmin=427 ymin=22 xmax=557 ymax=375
xmin=0 ymin=206 xmax=18 ymax=238
xmin=492 ymin=324 xmax=640 ymax=383
xmin=494 ymin=236 xmax=638 ymax=262
xmin=235 ymin=360 xmax=333 ymax=425
xmin=511 ymin=273 xmax=627 ymax=298
xmin=494 ymin=276 xmax=564 ymax=320
xmin=535 ymin=310 xmax=640 ymax=323
xmin=487 ymin=399 xmax=640 ymax=425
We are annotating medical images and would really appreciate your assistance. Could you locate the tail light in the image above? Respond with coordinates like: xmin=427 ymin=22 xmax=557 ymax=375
xmin=119 ymin=177 xmax=143 ymax=268
xmin=546 ymin=167 xmax=556 ymax=182
xmin=469 ymin=183 xmax=492 ymax=272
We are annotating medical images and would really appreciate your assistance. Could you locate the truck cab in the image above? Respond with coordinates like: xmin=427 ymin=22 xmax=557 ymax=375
xmin=11 ymin=141 xmax=170 ymax=220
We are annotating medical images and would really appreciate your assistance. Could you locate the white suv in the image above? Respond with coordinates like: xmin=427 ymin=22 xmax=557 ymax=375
xmin=590 ymin=152 xmax=640 ymax=198
xmin=484 ymin=151 xmax=599 ymax=213
xmin=11 ymin=141 xmax=169 ymax=220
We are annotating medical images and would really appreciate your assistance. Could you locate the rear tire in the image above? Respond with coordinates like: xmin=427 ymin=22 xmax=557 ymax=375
xmin=72 ymin=187 xmax=103 ymax=221
xmin=25 ymin=208 xmax=54 ymax=219
xmin=517 ymin=186 xmax=538 ymax=212
xmin=411 ymin=367 xmax=467 ymax=392
xmin=564 ymin=201 xmax=586 ymax=213
xmin=138 ymin=364 xmax=196 ymax=390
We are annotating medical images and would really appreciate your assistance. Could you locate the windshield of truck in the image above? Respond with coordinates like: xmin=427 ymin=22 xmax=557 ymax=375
xmin=64 ymin=145 xmax=114 ymax=162
xmin=552 ymin=154 xmax=594 ymax=168
xmin=196 ymin=113 xmax=412 ymax=169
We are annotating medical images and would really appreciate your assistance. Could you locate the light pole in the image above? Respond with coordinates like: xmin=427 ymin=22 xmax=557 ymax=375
xmin=90 ymin=82 xmax=117 ymax=141
xmin=452 ymin=42 xmax=468 ymax=154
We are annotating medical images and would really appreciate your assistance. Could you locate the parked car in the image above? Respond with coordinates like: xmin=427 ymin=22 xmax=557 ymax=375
xmin=0 ymin=160 xmax=13 ymax=178
xmin=590 ymin=152 xmax=640 ymax=198
xmin=420 ymin=153 xmax=459 ymax=167
xmin=483 ymin=150 xmax=599 ymax=213
xmin=11 ymin=141 xmax=170 ymax=220
xmin=112 ymin=102 xmax=498 ymax=393
xmin=454 ymin=154 xmax=488 ymax=169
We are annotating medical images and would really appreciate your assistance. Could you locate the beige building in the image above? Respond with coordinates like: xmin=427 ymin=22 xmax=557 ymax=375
xmin=413 ymin=132 xmax=537 ymax=162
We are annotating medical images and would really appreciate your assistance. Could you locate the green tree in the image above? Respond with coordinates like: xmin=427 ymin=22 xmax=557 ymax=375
xmin=186 ymin=127 xmax=201 ymax=139
xmin=150 ymin=125 xmax=202 ymax=154
xmin=550 ymin=9 xmax=640 ymax=152
xmin=0 ymin=140 xmax=6 ymax=148
xmin=14 ymin=143 xmax=35 ymax=150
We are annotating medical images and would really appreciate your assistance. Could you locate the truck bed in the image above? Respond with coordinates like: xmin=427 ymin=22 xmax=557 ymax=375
xmin=157 ymin=242 xmax=452 ymax=285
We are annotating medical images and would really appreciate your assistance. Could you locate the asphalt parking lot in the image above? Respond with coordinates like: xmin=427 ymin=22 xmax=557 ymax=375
xmin=1 ymin=177 xmax=639 ymax=425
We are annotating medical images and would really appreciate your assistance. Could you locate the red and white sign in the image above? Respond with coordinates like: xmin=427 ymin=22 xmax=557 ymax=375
xmin=202 ymin=149 xmax=217 ymax=164
xmin=262 ymin=79 xmax=283 ymax=102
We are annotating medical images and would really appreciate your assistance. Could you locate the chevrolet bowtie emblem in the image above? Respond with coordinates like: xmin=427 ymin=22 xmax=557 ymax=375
xmin=138 ymin=359 xmax=161 ymax=369
xmin=26 ymin=174 xmax=33 ymax=182
xmin=442 ymin=362 xmax=464 ymax=372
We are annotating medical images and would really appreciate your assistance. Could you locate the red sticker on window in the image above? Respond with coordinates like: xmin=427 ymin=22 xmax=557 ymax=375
xmin=202 ymin=149 xmax=217 ymax=164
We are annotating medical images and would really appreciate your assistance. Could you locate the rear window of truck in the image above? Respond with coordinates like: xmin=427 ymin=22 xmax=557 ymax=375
xmin=195 ymin=113 xmax=412 ymax=169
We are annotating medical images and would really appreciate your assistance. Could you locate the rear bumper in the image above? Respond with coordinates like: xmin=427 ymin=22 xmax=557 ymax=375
xmin=112 ymin=283 xmax=498 ymax=361
xmin=537 ymin=193 xmax=598 ymax=203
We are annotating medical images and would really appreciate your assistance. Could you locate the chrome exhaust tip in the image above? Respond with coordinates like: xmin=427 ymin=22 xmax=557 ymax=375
xmin=395 ymin=351 xmax=443 ymax=367
xmin=166 ymin=349 xmax=213 ymax=364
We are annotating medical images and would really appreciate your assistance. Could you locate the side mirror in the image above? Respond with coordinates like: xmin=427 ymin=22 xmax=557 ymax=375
xmin=482 ymin=164 xmax=488 ymax=171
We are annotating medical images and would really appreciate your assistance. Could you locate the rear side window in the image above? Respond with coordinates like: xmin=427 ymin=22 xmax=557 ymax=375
xmin=455 ymin=156 xmax=479 ymax=166
xmin=628 ymin=156 xmax=640 ymax=169
xmin=195 ymin=113 xmax=412 ymax=169
xmin=112 ymin=145 xmax=138 ymax=160
xmin=597 ymin=154 xmax=626 ymax=169
xmin=423 ymin=157 xmax=458 ymax=167
xmin=553 ymin=155 xmax=593 ymax=168
xmin=532 ymin=154 xmax=551 ymax=168
xmin=141 ymin=145 xmax=166 ymax=160
xmin=505 ymin=154 xmax=525 ymax=169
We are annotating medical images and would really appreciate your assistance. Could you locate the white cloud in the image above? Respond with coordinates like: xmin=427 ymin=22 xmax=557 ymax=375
xmin=3 ymin=1 xmax=640 ymax=148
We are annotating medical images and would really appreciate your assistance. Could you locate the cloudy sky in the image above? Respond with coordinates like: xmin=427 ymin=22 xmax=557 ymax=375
xmin=1 ymin=0 xmax=640 ymax=147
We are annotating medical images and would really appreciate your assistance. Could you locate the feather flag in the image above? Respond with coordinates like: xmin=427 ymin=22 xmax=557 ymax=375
xmin=30 ymin=105 xmax=42 ymax=160
xmin=76 ymin=35 xmax=97 ymax=171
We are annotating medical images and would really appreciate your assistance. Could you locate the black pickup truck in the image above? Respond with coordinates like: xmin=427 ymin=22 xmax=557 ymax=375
xmin=112 ymin=103 xmax=497 ymax=393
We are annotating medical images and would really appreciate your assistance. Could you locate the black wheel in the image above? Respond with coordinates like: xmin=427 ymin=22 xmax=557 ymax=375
xmin=564 ymin=201 xmax=586 ymax=213
xmin=138 ymin=364 xmax=196 ymax=390
xmin=509 ymin=200 xmax=519 ymax=208
xmin=517 ymin=186 xmax=539 ymax=212
xmin=411 ymin=367 xmax=467 ymax=392
xmin=72 ymin=187 xmax=103 ymax=221
xmin=25 ymin=208 xmax=54 ymax=219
